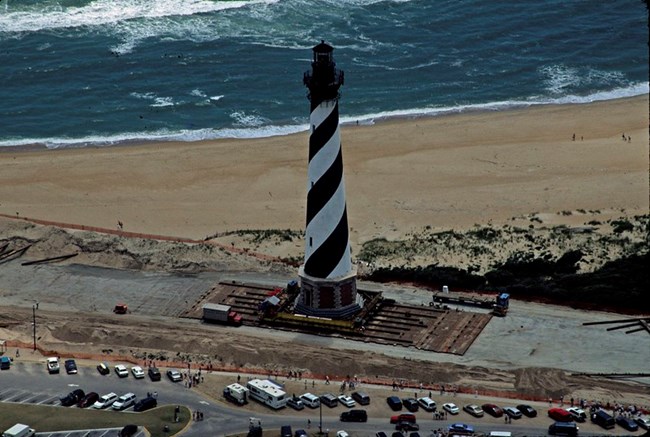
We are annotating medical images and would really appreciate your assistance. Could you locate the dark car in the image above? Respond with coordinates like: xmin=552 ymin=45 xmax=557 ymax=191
xmin=64 ymin=359 xmax=78 ymax=374
xmin=482 ymin=403 xmax=504 ymax=417
xmin=340 ymin=409 xmax=367 ymax=422
xmin=395 ymin=422 xmax=419 ymax=432
xmin=119 ymin=425 xmax=138 ymax=437
xmin=148 ymin=366 xmax=161 ymax=381
xmin=294 ymin=430 xmax=308 ymax=437
xmin=616 ymin=415 xmax=639 ymax=432
xmin=133 ymin=396 xmax=157 ymax=412
xmin=386 ymin=395 xmax=403 ymax=411
xmin=448 ymin=423 xmax=474 ymax=435
xmin=376 ymin=433 xmax=388 ymax=437
xmin=77 ymin=392 xmax=99 ymax=408
xmin=517 ymin=404 xmax=537 ymax=417
xmin=403 ymin=398 xmax=419 ymax=412
xmin=60 ymin=388 xmax=85 ymax=407
xmin=280 ymin=425 xmax=292 ymax=437
xmin=97 ymin=362 xmax=110 ymax=375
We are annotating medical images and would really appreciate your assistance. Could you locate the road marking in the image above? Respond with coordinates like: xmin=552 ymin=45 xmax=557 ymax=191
xmin=38 ymin=395 xmax=59 ymax=405
xmin=67 ymin=383 xmax=80 ymax=387
xmin=199 ymin=400 xmax=210 ymax=405
xmin=3 ymin=389 xmax=28 ymax=402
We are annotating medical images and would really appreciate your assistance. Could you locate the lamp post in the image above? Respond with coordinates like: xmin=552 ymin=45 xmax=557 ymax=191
xmin=32 ymin=302 xmax=38 ymax=351
xmin=319 ymin=397 xmax=323 ymax=435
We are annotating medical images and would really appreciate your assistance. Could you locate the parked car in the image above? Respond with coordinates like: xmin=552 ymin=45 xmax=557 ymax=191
xmin=635 ymin=416 xmax=650 ymax=430
xmin=148 ymin=366 xmax=161 ymax=381
xmin=119 ymin=425 xmax=138 ymax=437
xmin=548 ymin=407 xmax=573 ymax=422
xmin=133 ymin=396 xmax=157 ymax=412
xmin=591 ymin=409 xmax=615 ymax=429
xmin=167 ymin=369 xmax=182 ymax=382
xmin=0 ymin=356 xmax=11 ymax=370
xmin=320 ymin=393 xmax=338 ymax=408
xmin=96 ymin=362 xmax=110 ymax=375
xmin=386 ymin=395 xmax=402 ymax=411
xmin=93 ymin=392 xmax=118 ymax=409
xmin=280 ymin=425 xmax=292 ymax=437
xmin=340 ymin=409 xmax=367 ymax=422
xmin=77 ymin=392 xmax=99 ymax=408
xmin=566 ymin=407 xmax=587 ymax=422
xmin=112 ymin=392 xmax=137 ymax=410
xmin=46 ymin=357 xmax=60 ymax=374
xmin=60 ymin=388 xmax=85 ymax=407
xmin=131 ymin=366 xmax=145 ymax=379
xmin=114 ymin=364 xmax=129 ymax=378
xmin=504 ymin=406 xmax=522 ymax=419
xmin=463 ymin=404 xmax=484 ymax=417
xmin=448 ymin=423 xmax=474 ymax=435
xmin=287 ymin=396 xmax=305 ymax=411
xmin=548 ymin=421 xmax=579 ymax=436
xmin=64 ymin=359 xmax=77 ymax=374
xmin=294 ymin=430 xmax=308 ymax=437
xmin=338 ymin=394 xmax=356 ymax=407
xmin=335 ymin=432 xmax=349 ymax=437
xmin=482 ymin=403 xmax=504 ymax=417
xmin=395 ymin=422 xmax=419 ymax=432
xmin=418 ymin=397 xmax=436 ymax=412
xmin=390 ymin=413 xmax=416 ymax=424
xmin=375 ymin=433 xmax=388 ymax=437
xmin=443 ymin=402 xmax=460 ymax=415
xmin=351 ymin=391 xmax=370 ymax=405
xmin=403 ymin=398 xmax=419 ymax=412
xmin=616 ymin=415 xmax=639 ymax=432
xmin=517 ymin=404 xmax=537 ymax=417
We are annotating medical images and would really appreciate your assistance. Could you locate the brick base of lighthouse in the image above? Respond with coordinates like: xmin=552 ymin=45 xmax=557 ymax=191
xmin=294 ymin=267 xmax=362 ymax=319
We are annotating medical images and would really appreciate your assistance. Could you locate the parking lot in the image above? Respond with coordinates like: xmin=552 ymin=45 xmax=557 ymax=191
xmin=35 ymin=427 xmax=145 ymax=437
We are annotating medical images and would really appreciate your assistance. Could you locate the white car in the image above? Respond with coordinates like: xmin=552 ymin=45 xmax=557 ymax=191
xmin=337 ymin=394 xmax=356 ymax=407
xmin=46 ymin=357 xmax=60 ymax=374
xmin=93 ymin=392 xmax=118 ymax=409
xmin=114 ymin=364 xmax=129 ymax=378
xmin=336 ymin=432 xmax=349 ymax=437
xmin=112 ymin=392 xmax=136 ymax=410
xmin=443 ymin=402 xmax=460 ymax=414
xmin=635 ymin=416 xmax=650 ymax=430
xmin=131 ymin=365 xmax=145 ymax=379
xmin=566 ymin=406 xmax=587 ymax=422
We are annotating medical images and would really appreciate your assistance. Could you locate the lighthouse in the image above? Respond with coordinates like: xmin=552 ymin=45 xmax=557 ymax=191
xmin=295 ymin=41 xmax=362 ymax=318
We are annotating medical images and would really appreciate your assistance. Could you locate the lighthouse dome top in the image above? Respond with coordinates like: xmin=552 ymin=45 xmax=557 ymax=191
xmin=312 ymin=40 xmax=334 ymax=63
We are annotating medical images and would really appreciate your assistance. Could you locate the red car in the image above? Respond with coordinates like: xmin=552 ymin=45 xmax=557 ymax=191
xmin=390 ymin=413 xmax=416 ymax=424
xmin=482 ymin=403 xmax=504 ymax=418
xmin=548 ymin=408 xmax=573 ymax=422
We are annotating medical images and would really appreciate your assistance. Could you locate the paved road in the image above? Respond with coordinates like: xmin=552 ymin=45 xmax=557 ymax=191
xmin=2 ymin=361 xmax=642 ymax=436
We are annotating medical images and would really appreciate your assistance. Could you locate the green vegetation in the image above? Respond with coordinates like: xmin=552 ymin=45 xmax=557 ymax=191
xmin=0 ymin=404 xmax=190 ymax=437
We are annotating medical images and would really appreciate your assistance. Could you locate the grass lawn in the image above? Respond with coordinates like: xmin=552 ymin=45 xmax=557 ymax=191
xmin=0 ymin=403 xmax=190 ymax=437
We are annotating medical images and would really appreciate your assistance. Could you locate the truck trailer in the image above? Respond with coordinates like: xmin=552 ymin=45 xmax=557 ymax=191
xmin=202 ymin=303 xmax=242 ymax=326
xmin=224 ymin=383 xmax=249 ymax=405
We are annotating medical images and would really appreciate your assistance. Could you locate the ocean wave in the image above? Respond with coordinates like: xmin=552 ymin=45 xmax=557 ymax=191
xmin=0 ymin=0 xmax=277 ymax=33
xmin=1 ymin=83 xmax=645 ymax=150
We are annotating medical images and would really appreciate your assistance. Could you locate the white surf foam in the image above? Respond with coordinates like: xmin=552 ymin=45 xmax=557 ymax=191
xmin=0 ymin=0 xmax=278 ymax=33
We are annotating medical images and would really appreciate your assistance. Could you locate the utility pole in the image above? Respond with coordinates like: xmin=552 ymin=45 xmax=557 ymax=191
xmin=32 ymin=302 xmax=38 ymax=351
xmin=319 ymin=398 xmax=322 ymax=435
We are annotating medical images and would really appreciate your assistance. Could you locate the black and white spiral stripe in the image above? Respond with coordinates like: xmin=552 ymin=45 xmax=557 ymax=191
xmin=303 ymin=99 xmax=352 ymax=279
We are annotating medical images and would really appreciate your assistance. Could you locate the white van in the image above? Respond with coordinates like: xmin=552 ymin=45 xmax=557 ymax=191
xmin=112 ymin=392 xmax=136 ymax=410
xmin=418 ymin=396 xmax=437 ymax=412
xmin=300 ymin=392 xmax=320 ymax=408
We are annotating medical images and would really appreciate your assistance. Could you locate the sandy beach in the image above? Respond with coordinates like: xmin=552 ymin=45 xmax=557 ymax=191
xmin=1 ymin=96 xmax=647 ymax=247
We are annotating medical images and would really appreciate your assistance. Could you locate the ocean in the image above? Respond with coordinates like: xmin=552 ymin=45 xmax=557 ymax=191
xmin=0 ymin=0 xmax=647 ymax=149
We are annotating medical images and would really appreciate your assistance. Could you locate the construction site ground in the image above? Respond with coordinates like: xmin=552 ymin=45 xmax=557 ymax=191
xmin=0 ymin=260 xmax=649 ymax=413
